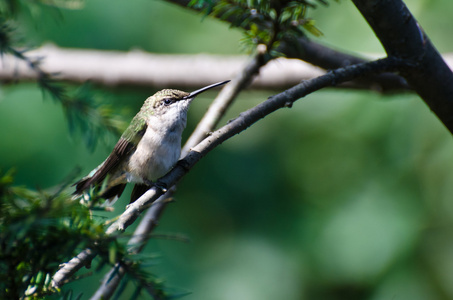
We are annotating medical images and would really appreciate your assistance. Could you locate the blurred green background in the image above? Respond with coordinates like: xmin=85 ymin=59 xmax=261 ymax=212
xmin=2 ymin=0 xmax=453 ymax=299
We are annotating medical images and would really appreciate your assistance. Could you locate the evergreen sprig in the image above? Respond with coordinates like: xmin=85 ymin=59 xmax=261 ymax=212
xmin=0 ymin=169 xmax=106 ymax=299
xmin=0 ymin=169 xmax=170 ymax=299
xmin=191 ymin=0 xmax=330 ymax=55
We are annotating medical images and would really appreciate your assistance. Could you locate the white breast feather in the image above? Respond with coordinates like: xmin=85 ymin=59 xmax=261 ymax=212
xmin=127 ymin=105 xmax=187 ymax=183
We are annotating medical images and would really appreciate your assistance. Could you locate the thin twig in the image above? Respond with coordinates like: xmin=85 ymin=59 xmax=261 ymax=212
xmin=89 ymin=263 xmax=126 ymax=300
xmin=51 ymin=248 xmax=96 ymax=289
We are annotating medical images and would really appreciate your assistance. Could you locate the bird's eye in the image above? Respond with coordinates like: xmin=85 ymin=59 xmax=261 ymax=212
xmin=163 ymin=98 xmax=173 ymax=106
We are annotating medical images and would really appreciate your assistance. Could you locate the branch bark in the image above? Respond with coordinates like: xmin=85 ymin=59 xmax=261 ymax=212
xmin=2 ymin=43 xmax=432 ymax=92
xmin=352 ymin=0 xmax=453 ymax=133
xmin=278 ymin=37 xmax=411 ymax=91
xmin=0 ymin=44 xmax=323 ymax=89
xmin=3 ymin=43 xmax=453 ymax=94
xmin=51 ymin=248 xmax=96 ymax=289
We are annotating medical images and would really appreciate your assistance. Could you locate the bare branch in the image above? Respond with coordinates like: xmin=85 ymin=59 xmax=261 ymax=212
xmin=89 ymin=263 xmax=126 ymax=300
xmin=0 ymin=44 xmax=323 ymax=89
xmin=126 ymin=193 xmax=175 ymax=254
xmin=277 ymin=37 xmax=411 ymax=91
xmin=89 ymin=261 xmax=167 ymax=300
xmin=51 ymin=248 xmax=96 ymax=289
xmin=1 ymin=44 xmax=434 ymax=92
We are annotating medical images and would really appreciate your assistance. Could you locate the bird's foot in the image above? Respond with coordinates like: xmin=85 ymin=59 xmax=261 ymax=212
xmin=144 ymin=179 xmax=167 ymax=193
xmin=154 ymin=181 xmax=168 ymax=193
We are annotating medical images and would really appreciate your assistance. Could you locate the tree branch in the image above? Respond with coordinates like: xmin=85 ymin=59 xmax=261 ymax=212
xmin=0 ymin=44 xmax=322 ymax=89
xmin=0 ymin=43 xmax=426 ymax=92
xmin=89 ymin=263 xmax=127 ymax=300
xmin=51 ymin=248 xmax=96 ymax=289
xmin=277 ymin=37 xmax=411 ymax=91
xmin=352 ymin=0 xmax=453 ymax=133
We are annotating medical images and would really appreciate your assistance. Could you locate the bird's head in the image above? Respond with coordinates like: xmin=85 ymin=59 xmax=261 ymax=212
xmin=143 ymin=80 xmax=230 ymax=123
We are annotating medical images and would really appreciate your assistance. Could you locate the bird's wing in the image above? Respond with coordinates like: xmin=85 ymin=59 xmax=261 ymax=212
xmin=74 ymin=116 xmax=147 ymax=194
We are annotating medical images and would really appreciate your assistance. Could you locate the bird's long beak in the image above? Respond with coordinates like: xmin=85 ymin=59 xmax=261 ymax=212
xmin=185 ymin=80 xmax=230 ymax=99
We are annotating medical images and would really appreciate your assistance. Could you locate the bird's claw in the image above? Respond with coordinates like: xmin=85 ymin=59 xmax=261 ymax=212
xmin=143 ymin=179 xmax=167 ymax=193
xmin=154 ymin=181 xmax=168 ymax=193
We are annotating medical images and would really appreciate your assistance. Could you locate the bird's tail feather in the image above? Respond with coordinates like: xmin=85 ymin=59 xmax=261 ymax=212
xmin=130 ymin=184 xmax=150 ymax=204
xmin=101 ymin=184 xmax=127 ymax=201
xmin=73 ymin=172 xmax=126 ymax=204
xmin=73 ymin=172 xmax=105 ymax=195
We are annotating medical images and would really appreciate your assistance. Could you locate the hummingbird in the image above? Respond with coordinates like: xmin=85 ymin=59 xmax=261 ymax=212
xmin=74 ymin=80 xmax=230 ymax=204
